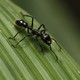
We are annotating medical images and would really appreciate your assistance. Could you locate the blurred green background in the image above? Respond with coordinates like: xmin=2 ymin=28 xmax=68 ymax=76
xmin=11 ymin=0 xmax=80 ymax=65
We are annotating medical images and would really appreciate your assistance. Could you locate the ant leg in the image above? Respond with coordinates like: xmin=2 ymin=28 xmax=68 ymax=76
xmin=36 ymin=36 xmax=44 ymax=54
xmin=20 ymin=12 xmax=34 ymax=28
xmin=40 ymin=30 xmax=46 ymax=34
xmin=9 ymin=28 xmax=25 ymax=39
xmin=50 ymin=45 xmax=58 ymax=60
xmin=37 ymin=24 xmax=46 ymax=31
xmin=12 ymin=34 xmax=32 ymax=47
xmin=52 ymin=38 xmax=61 ymax=50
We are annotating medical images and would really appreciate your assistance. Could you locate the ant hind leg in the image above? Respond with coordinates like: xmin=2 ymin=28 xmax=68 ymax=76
xmin=52 ymin=38 xmax=61 ymax=51
xmin=9 ymin=28 xmax=25 ymax=39
xmin=36 ymin=36 xmax=44 ymax=54
xmin=50 ymin=45 xmax=58 ymax=60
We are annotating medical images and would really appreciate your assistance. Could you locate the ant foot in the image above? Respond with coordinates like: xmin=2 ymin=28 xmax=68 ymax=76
xmin=9 ymin=37 xmax=15 ymax=40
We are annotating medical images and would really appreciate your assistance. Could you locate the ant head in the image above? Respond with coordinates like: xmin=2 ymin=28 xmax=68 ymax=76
xmin=15 ymin=19 xmax=24 ymax=26
xmin=41 ymin=33 xmax=51 ymax=46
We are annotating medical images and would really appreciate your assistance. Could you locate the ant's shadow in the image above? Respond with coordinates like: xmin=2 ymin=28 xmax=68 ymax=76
xmin=15 ymin=25 xmax=49 ymax=54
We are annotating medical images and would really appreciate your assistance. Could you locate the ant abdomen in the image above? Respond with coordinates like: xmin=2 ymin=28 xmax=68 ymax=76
xmin=41 ymin=33 xmax=51 ymax=46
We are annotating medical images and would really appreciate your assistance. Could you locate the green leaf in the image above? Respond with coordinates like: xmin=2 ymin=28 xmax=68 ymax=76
xmin=0 ymin=0 xmax=80 ymax=80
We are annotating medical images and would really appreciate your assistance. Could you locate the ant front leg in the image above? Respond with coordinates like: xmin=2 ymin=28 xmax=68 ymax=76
xmin=20 ymin=12 xmax=34 ymax=28
xmin=52 ymin=38 xmax=61 ymax=51
xmin=9 ymin=28 xmax=26 ymax=39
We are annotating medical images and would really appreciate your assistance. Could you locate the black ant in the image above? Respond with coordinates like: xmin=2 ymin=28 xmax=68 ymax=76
xmin=9 ymin=12 xmax=61 ymax=60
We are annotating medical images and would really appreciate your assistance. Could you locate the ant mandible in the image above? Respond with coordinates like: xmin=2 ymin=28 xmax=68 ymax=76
xmin=9 ymin=12 xmax=61 ymax=60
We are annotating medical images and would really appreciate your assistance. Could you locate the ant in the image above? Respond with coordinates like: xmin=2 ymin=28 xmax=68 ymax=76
xmin=9 ymin=12 xmax=61 ymax=60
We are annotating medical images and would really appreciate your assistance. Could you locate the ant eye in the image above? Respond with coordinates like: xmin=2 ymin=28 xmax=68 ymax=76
xmin=15 ymin=20 xmax=24 ymax=26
